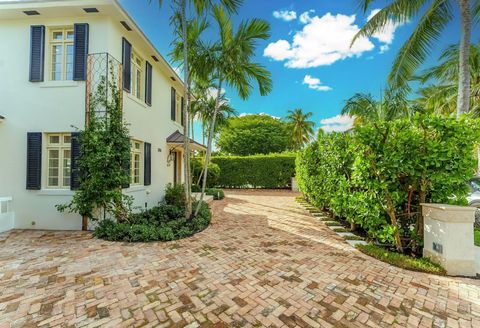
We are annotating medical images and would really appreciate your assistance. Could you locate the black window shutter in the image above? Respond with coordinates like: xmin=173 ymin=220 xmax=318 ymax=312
xmin=73 ymin=23 xmax=89 ymax=81
xmin=70 ymin=132 xmax=81 ymax=190
xmin=122 ymin=38 xmax=132 ymax=92
xmin=26 ymin=132 xmax=42 ymax=190
xmin=145 ymin=62 xmax=152 ymax=106
xmin=29 ymin=26 xmax=45 ymax=82
xmin=171 ymin=87 xmax=176 ymax=121
xmin=144 ymin=142 xmax=151 ymax=186
xmin=181 ymin=97 xmax=185 ymax=126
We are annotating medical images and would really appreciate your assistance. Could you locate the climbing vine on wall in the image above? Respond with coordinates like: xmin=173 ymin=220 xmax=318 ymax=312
xmin=57 ymin=76 xmax=132 ymax=223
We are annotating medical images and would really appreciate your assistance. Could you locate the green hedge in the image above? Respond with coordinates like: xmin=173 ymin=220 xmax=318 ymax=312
xmin=212 ymin=153 xmax=296 ymax=188
xmin=297 ymin=115 xmax=480 ymax=253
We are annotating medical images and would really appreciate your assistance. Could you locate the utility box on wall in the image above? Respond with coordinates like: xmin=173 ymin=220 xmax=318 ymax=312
xmin=422 ymin=203 xmax=477 ymax=277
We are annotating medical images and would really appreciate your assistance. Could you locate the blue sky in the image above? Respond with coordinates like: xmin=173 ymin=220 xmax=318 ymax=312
xmin=119 ymin=0 xmax=479 ymax=133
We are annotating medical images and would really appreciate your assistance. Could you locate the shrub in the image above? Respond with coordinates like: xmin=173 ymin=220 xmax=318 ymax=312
xmin=93 ymin=201 xmax=211 ymax=242
xmin=297 ymin=114 xmax=480 ymax=253
xmin=191 ymin=158 xmax=221 ymax=188
xmin=164 ymin=183 xmax=186 ymax=208
xmin=212 ymin=153 xmax=296 ymax=188
xmin=206 ymin=188 xmax=225 ymax=200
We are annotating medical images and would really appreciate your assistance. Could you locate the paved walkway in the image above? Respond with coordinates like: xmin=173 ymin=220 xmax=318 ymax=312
xmin=1 ymin=190 xmax=480 ymax=328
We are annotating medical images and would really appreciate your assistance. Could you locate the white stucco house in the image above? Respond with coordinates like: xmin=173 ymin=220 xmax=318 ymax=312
xmin=0 ymin=0 xmax=204 ymax=232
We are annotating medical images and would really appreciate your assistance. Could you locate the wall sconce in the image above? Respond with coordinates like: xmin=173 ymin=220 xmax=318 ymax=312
xmin=167 ymin=149 xmax=175 ymax=167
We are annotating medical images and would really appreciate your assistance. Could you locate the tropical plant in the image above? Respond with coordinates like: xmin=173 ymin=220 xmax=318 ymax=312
xmin=353 ymin=0 xmax=480 ymax=116
xmin=151 ymin=0 xmax=242 ymax=219
xmin=341 ymin=88 xmax=412 ymax=124
xmin=194 ymin=6 xmax=272 ymax=215
xmin=416 ymin=42 xmax=480 ymax=116
xmin=285 ymin=109 xmax=315 ymax=150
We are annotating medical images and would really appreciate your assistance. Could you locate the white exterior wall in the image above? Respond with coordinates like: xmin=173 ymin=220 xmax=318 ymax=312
xmin=0 ymin=10 xmax=184 ymax=230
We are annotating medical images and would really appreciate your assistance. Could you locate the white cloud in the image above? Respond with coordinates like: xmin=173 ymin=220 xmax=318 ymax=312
xmin=303 ymin=75 xmax=332 ymax=91
xmin=299 ymin=10 xmax=315 ymax=24
xmin=264 ymin=13 xmax=374 ymax=68
xmin=319 ymin=115 xmax=354 ymax=133
xmin=367 ymin=8 xmax=404 ymax=52
xmin=273 ymin=10 xmax=297 ymax=22
xmin=239 ymin=112 xmax=281 ymax=119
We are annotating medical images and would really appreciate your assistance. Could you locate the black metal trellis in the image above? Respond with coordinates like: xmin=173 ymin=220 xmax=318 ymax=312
xmin=85 ymin=53 xmax=123 ymax=124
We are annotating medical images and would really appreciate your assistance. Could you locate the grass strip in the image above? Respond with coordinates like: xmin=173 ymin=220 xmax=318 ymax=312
xmin=357 ymin=244 xmax=446 ymax=275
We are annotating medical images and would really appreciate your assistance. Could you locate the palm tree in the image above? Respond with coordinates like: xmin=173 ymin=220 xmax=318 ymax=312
xmin=194 ymin=5 xmax=272 ymax=215
xmin=416 ymin=42 xmax=480 ymax=116
xmin=353 ymin=0 xmax=480 ymax=117
xmin=341 ymin=88 xmax=412 ymax=124
xmin=285 ymin=109 xmax=315 ymax=150
xmin=151 ymin=0 xmax=241 ymax=218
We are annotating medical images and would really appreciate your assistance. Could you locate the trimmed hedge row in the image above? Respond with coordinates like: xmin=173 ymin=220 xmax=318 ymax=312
xmin=212 ymin=153 xmax=296 ymax=188
xmin=297 ymin=115 xmax=480 ymax=253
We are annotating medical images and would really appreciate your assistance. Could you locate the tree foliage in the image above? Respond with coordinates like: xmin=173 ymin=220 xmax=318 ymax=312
xmin=216 ymin=114 xmax=290 ymax=155
xmin=296 ymin=114 xmax=480 ymax=253
xmin=285 ymin=109 xmax=315 ymax=150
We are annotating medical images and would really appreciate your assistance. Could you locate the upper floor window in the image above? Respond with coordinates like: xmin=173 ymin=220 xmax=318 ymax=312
xmin=130 ymin=140 xmax=143 ymax=185
xmin=176 ymin=94 xmax=182 ymax=124
xmin=49 ymin=28 xmax=74 ymax=81
xmin=131 ymin=52 xmax=144 ymax=100
xmin=46 ymin=133 xmax=71 ymax=188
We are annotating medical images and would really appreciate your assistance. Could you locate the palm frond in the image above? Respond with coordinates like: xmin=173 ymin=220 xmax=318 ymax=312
xmin=352 ymin=0 xmax=425 ymax=47
xmin=388 ymin=0 xmax=453 ymax=90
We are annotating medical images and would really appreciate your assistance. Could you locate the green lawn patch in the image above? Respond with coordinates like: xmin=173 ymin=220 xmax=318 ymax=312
xmin=475 ymin=229 xmax=480 ymax=247
xmin=333 ymin=228 xmax=350 ymax=233
xmin=344 ymin=235 xmax=364 ymax=241
xmin=325 ymin=221 xmax=341 ymax=226
xmin=357 ymin=244 xmax=446 ymax=275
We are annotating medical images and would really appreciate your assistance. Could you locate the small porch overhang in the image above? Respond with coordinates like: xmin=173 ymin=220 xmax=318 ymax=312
xmin=166 ymin=130 xmax=206 ymax=152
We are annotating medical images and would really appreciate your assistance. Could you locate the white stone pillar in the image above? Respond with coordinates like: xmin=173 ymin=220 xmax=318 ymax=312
xmin=291 ymin=177 xmax=299 ymax=192
xmin=422 ymin=203 xmax=477 ymax=276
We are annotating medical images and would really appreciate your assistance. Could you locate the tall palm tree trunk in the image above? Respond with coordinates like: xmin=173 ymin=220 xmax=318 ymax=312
xmin=457 ymin=0 xmax=472 ymax=117
xmin=194 ymin=78 xmax=223 ymax=216
xmin=181 ymin=0 xmax=192 ymax=218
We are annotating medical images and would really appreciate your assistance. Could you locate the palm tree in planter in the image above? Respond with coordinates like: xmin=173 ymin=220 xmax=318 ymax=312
xmin=286 ymin=109 xmax=315 ymax=150
xmin=194 ymin=5 xmax=273 ymax=215
xmin=353 ymin=0 xmax=479 ymax=117
xmin=151 ymin=0 xmax=241 ymax=218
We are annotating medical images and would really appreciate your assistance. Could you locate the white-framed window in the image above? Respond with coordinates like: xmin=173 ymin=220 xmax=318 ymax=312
xmin=131 ymin=51 xmax=143 ymax=100
xmin=46 ymin=133 xmax=71 ymax=188
xmin=130 ymin=140 xmax=143 ymax=185
xmin=49 ymin=27 xmax=74 ymax=81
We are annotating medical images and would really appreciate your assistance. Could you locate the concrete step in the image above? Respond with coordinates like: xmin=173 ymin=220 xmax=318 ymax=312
xmin=346 ymin=240 xmax=368 ymax=246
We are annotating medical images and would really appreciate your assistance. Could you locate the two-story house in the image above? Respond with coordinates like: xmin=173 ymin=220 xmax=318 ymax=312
xmin=0 ymin=0 xmax=204 ymax=232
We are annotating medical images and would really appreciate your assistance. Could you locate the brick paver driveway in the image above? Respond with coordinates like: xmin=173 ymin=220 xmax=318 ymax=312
xmin=1 ymin=190 xmax=480 ymax=328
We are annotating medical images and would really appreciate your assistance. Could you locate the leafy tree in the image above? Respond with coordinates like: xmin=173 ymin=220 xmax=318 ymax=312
xmin=285 ymin=108 xmax=315 ymax=150
xmin=341 ymin=88 xmax=412 ymax=124
xmin=216 ymin=114 xmax=289 ymax=156
xmin=416 ymin=42 xmax=480 ymax=116
xmin=354 ymin=0 xmax=480 ymax=116
xmin=151 ymin=0 xmax=242 ymax=218
xmin=194 ymin=6 xmax=272 ymax=215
